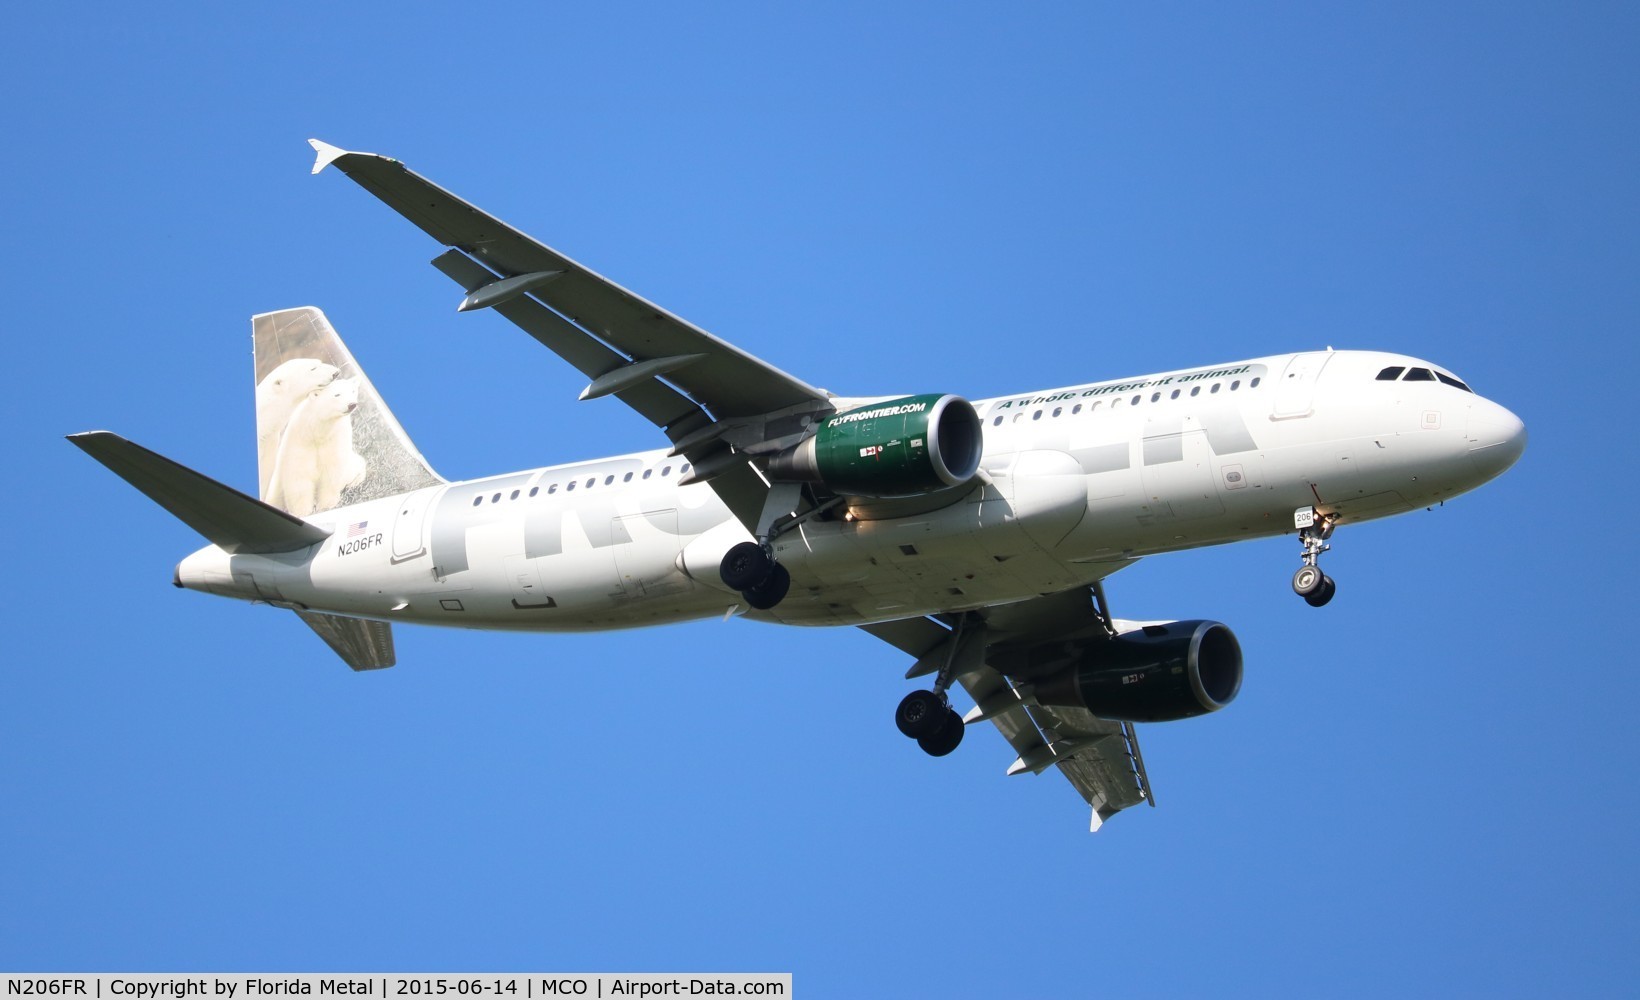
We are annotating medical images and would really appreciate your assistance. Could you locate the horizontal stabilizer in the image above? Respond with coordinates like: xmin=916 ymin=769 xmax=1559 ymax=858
xmin=295 ymin=611 xmax=395 ymax=670
xmin=68 ymin=431 xmax=330 ymax=554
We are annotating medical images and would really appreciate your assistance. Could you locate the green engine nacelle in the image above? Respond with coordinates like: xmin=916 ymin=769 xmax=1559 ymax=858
xmin=766 ymin=394 xmax=983 ymax=498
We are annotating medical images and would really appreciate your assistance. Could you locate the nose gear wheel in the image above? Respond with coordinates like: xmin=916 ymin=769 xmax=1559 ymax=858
xmin=1292 ymin=506 xmax=1338 ymax=607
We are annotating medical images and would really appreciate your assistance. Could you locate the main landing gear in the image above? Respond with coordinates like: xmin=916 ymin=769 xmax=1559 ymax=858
xmin=894 ymin=615 xmax=971 ymax=757
xmin=718 ymin=483 xmax=814 ymax=611
xmin=719 ymin=541 xmax=791 ymax=610
xmin=896 ymin=689 xmax=965 ymax=756
xmin=1292 ymin=506 xmax=1338 ymax=608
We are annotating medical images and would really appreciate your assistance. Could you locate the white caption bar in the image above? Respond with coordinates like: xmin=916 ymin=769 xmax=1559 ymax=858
xmin=2 ymin=976 xmax=791 ymax=1000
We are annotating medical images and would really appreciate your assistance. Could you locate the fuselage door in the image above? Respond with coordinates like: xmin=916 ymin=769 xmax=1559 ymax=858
xmin=1271 ymin=351 xmax=1334 ymax=420
xmin=391 ymin=486 xmax=439 ymax=562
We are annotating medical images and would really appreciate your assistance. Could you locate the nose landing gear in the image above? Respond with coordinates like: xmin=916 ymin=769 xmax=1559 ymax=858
xmin=1292 ymin=506 xmax=1338 ymax=607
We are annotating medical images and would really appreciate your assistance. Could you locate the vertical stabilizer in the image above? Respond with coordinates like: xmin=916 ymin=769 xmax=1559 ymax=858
xmin=253 ymin=307 xmax=443 ymax=516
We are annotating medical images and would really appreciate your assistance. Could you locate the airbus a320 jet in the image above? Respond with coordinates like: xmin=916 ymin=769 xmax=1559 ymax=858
xmin=70 ymin=140 xmax=1526 ymax=830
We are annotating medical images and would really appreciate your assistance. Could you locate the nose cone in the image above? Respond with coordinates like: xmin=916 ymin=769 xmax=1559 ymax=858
xmin=1468 ymin=399 xmax=1527 ymax=481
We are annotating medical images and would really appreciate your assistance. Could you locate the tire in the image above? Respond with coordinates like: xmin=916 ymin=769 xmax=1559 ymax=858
xmin=917 ymin=708 xmax=966 ymax=757
xmin=896 ymin=690 xmax=948 ymax=740
xmin=742 ymin=563 xmax=790 ymax=610
xmin=1304 ymin=575 xmax=1337 ymax=608
xmin=720 ymin=542 xmax=772 ymax=590
xmin=1292 ymin=565 xmax=1324 ymax=597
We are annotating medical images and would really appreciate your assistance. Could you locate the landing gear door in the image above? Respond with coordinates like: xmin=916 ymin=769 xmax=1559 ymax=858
xmin=1271 ymin=352 xmax=1334 ymax=420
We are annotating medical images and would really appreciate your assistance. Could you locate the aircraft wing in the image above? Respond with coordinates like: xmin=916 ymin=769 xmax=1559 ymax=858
xmin=309 ymin=140 xmax=834 ymax=528
xmin=859 ymin=580 xmax=1153 ymax=832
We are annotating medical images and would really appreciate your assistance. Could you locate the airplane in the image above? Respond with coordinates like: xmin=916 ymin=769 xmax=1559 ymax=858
xmin=69 ymin=139 xmax=1527 ymax=831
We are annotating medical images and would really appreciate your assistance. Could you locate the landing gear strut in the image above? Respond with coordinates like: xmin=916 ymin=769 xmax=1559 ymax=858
xmin=1292 ymin=506 xmax=1338 ymax=607
xmin=895 ymin=615 xmax=971 ymax=757
xmin=718 ymin=483 xmax=814 ymax=611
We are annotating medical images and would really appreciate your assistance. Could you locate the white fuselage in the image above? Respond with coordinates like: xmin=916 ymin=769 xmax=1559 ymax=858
xmin=176 ymin=350 xmax=1526 ymax=630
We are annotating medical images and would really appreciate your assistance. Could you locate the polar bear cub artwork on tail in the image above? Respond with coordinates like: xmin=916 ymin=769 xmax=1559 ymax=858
xmin=265 ymin=377 xmax=368 ymax=516
xmin=256 ymin=357 xmax=340 ymax=497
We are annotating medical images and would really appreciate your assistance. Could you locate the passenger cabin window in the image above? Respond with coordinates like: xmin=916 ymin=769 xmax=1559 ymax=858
xmin=643 ymin=469 xmax=652 ymax=480
xmin=1231 ymin=380 xmax=1240 ymax=391
xmin=992 ymin=416 xmax=1003 ymax=426
xmin=1250 ymin=376 xmax=1261 ymax=388
xmin=1436 ymin=372 xmax=1473 ymax=392
xmin=567 ymin=481 xmax=576 ymax=491
xmin=1404 ymin=368 xmax=1436 ymax=381
xmin=491 ymin=493 xmax=501 ymax=503
xmin=510 ymin=490 xmax=520 ymax=500
xmin=585 ymin=478 xmax=595 ymax=488
xmin=1052 ymin=407 xmax=1062 ymax=417
xmin=623 ymin=472 xmax=633 ymax=482
xmin=1190 ymin=386 xmax=1200 ymax=397
xmin=529 ymin=486 xmax=539 ymax=498
xmin=1210 ymin=383 xmax=1221 ymax=394
xmin=1032 ymin=410 xmax=1042 ymax=421
xmin=1170 ymin=389 xmax=1180 ymax=400
xmin=471 ymin=496 xmax=482 ymax=507
xmin=548 ymin=484 xmax=558 ymax=494
xmin=604 ymin=475 xmax=614 ymax=486
xmin=1376 ymin=366 xmax=1405 ymax=381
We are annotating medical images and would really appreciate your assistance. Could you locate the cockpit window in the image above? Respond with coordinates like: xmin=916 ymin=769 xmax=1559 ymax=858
xmin=1436 ymin=372 xmax=1473 ymax=393
xmin=1376 ymin=366 xmax=1405 ymax=381
xmin=1403 ymin=367 xmax=1436 ymax=381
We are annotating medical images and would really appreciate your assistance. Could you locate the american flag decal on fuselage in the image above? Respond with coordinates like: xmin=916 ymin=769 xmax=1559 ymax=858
xmin=336 ymin=520 xmax=383 ymax=558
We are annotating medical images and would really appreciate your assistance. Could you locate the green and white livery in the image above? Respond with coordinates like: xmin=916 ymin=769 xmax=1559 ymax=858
xmin=71 ymin=141 xmax=1526 ymax=831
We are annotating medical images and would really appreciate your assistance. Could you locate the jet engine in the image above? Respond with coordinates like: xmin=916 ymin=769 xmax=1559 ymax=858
xmin=1031 ymin=620 xmax=1243 ymax=723
xmin=764 ymin=394 xmax=982 ymax=497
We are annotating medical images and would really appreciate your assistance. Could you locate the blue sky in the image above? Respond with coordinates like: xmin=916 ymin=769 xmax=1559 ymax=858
xmin=4 ymin=3 xmax=1637 ymax=995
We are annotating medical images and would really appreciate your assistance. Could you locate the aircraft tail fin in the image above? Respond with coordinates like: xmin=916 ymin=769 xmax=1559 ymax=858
xmin=67 ymin=431 xmax=330 ymax=555
xmin=253 ymin=307 xmax=444 ymax=517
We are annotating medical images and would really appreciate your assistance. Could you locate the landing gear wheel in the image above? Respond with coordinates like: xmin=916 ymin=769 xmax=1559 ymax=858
xmin=720 ymin=542 xmax=773 ymax=590
xmin=1303 ymin=575 xmax=1337 ymax=608
xmin=917 ymin=708 xmax=966 ymax=757
xmin=1292 ymin=565 xmax=1325 ymax=597
xmin=741 ymin=563 xmax=790 ymax=610
xmin=895 ymin=690 xmax=948 ymax=740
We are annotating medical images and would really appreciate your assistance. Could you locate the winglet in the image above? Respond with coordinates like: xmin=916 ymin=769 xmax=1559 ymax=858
xmin=307 ymin=138 xmax=351 ymax=175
